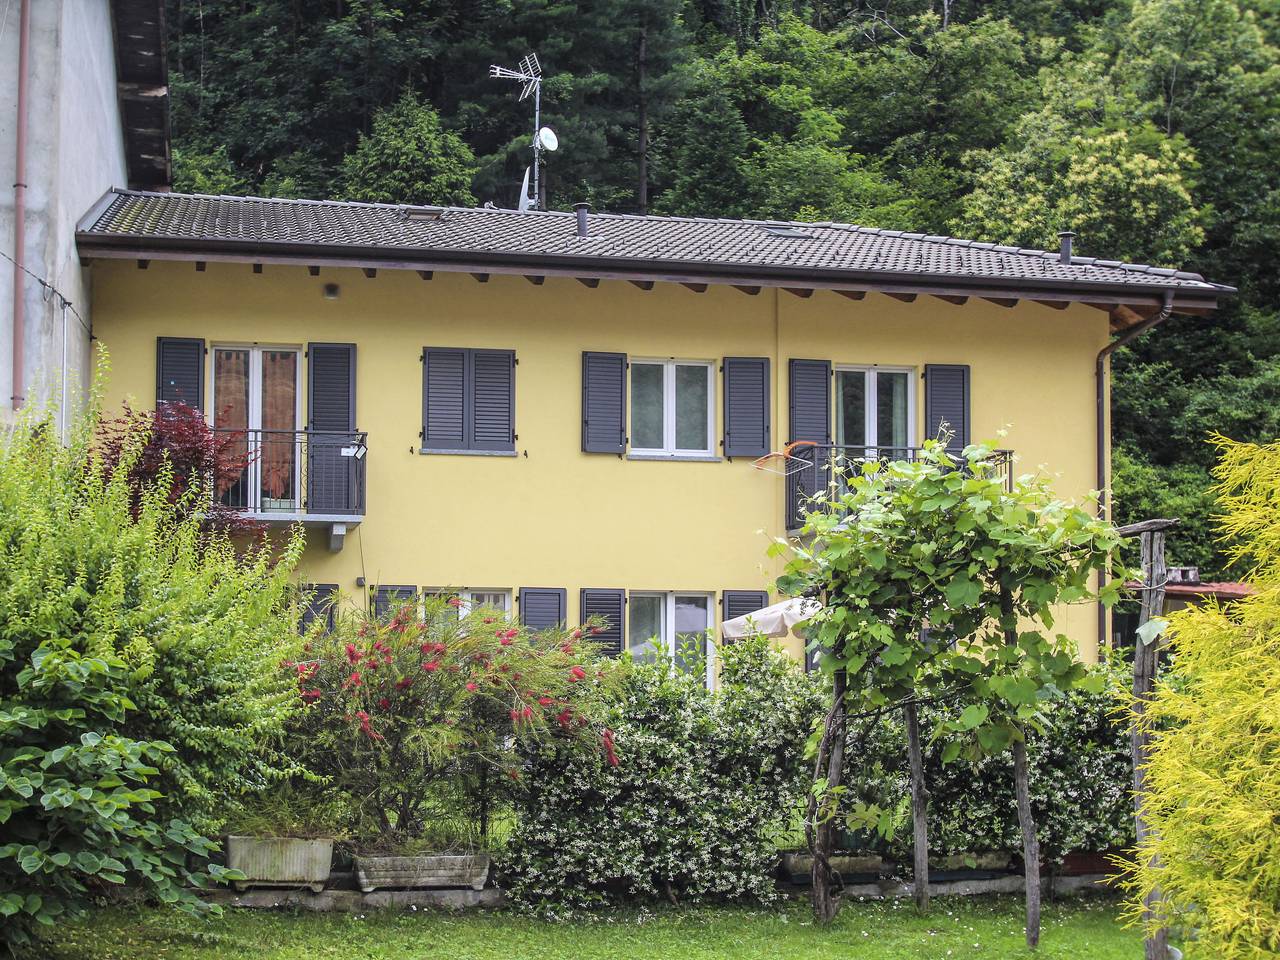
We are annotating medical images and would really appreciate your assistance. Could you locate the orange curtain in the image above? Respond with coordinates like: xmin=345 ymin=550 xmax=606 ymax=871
xmin=260 ymin=351 xmax=297 ymax=499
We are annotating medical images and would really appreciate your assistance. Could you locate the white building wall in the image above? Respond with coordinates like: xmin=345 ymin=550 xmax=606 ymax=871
xmin=0 ymin=0 xmax=127 ymax=424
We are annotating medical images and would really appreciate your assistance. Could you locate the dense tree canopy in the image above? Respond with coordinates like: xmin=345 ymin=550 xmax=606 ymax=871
xmin=166 ymin=0 xmax=1280 ymax=574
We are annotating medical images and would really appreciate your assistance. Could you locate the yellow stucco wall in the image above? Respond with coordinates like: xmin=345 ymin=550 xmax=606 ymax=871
xmin=89 ymin=259 xmax=1113 ymax=661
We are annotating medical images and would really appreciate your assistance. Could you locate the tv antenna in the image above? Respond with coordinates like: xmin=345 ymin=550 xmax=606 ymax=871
xmin=489 ymin=53 xmax=558 ymax=211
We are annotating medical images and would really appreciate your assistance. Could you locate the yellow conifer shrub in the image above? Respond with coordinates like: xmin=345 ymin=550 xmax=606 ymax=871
xmin=1124 ymin=437 xmax=1280 ymax=957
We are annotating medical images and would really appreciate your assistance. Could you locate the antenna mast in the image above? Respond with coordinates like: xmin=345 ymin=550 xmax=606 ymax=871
xmin=489 ymin=53 xmax=546 ymax=209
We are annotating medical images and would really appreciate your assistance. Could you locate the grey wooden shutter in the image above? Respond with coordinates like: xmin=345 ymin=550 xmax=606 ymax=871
xmin=722 ymin=590 xmax=770 ymax=622
xmin=925 ymin=364 xmax=970 ymax=452
xmin=373 ymin=585 xmax=415 ymax=620
xmin=423 ymin=348 xmax=467 ymax=449
xmin=788 ymin=359 xmax=831 ymax=443
xmin=156 ymin=337 xmax=204 ymax=410
xmin=788 ymin=359 xmax=831 ymax=527
xmin=580 ymin=588 xmax=625 ymax=656
xmin=519 ymin=588 xmax=567 ymax=628
xmin=300 ymin=583 xmax=339 ymax=634
xmin=582 ymin=352 xmax=626 ymax=454
xmin=308 ymin=343 xmax=356 ymax=513
xmin=723 ymin=357 xmax=770 ymax=458
xmin=471 ymin=350 xmax=516 ymax=452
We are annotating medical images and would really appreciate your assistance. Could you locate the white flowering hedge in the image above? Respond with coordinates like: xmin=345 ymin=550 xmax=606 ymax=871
xmin=501 ymin=635 xmax=822 ymax=915
xmin=843 ymin=655 xmax=1135 ymax=863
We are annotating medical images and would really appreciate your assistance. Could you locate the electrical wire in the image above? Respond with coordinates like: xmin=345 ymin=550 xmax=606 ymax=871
xmin=0 ymin=248 xmax=92 ymax=336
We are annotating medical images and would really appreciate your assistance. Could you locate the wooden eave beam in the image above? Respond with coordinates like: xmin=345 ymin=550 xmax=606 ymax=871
xmin=362 ymin=267 xmax=376 ymax=278
xmin=577 ymin=277 xmax=600 ymax=288
xmin=784 ymin=288 xmax=813 ymax=298
xmin=308 ymin=265 xmax=320 ymax=276
xmin=471 ymin=272 xmax=489 ymax=283
xmin=933 ymin=294 xmax=968 ymax=306
xmin=524 ymin=275 xmax=544 ymax=285
xmin=253 ymin=263 xmax=264 ymax=274
xmin=681 ymin=282 xmax=708 ymax=293
xmin=885 ymin=292 xmax=917 ymax=303
xmin=734 ymin=285 xmax=761 ymax=296
xmin=982 ymin=297 xmax=1018 ymax=308
xmin=629 ymin=280 xmax=654 ymax=291
xmin=417 ymin=270 xmax=434 ymax=281
xmin=835 ymin=290 xmax=866 ymax=301
xmin=1033 ymin=299 xmax=1069 ymax=310
xmin=195 ymin=261 xmax=206 ymax=272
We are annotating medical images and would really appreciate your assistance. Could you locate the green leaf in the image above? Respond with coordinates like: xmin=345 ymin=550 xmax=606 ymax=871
xmin=1136 ymin=618 xmax=1168 ymax=646
xmin=957 ymin=704 xmax=989 ymax=730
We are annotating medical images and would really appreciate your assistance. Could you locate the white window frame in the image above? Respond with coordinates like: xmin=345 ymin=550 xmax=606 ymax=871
xmin=629 ymin=359 xmax=715 ymax=458
xmin=834 ymin=365 xmax=917 ymax=456
xmin=210 ymin=343 xmax=304 ymax=514
xmin=627 ymin=591 xmax=716 ymax=688
xmin=459 ymin=589 xmax=512 ymax=617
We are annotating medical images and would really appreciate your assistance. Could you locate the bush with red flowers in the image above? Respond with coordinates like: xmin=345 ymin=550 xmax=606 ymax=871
xmin=291 ymin=595 xmax=622 ymax=851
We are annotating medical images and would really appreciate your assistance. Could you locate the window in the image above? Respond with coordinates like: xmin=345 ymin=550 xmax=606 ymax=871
xmin=459 ymin=589 xmax=511 ymax=617
xmin=421 ymin=348 xmax=515 ymax=454
xmin=630 ymin=360 xmax=714 ymax=457
xmin=627 ymin=592 xmax=715 ymax=686
xmin=212 ymin=344 xmax=302 ymax=512
xmin=835 ymin=367 xmax=914 ymax=456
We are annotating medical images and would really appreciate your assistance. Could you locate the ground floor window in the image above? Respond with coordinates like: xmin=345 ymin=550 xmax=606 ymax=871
xmin=627 ymin=592 xmax=715 ymax=686
xmin=460 ymin=589 xmax=511 ymax=616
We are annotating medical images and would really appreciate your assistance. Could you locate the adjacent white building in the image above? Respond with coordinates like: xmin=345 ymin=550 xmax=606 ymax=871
xmin=0 ymin=0 xmax=168 ymax=423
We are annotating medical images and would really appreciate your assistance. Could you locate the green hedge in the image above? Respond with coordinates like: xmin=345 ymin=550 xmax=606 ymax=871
xmin=502 ymin=635 xmax=822 ymax=916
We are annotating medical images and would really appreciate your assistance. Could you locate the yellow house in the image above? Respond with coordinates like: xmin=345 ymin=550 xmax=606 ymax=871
xmin=76 ymin=191 xmax=1231 ymax=671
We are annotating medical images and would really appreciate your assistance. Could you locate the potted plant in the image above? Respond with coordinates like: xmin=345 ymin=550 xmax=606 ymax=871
xmin=291 ymin=594 xmax=619 ymax=892
xmin=222 ymin=787 xmax=343 ymax=893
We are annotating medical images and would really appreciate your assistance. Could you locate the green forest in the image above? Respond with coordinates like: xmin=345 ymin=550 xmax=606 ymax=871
xmin=167 ymin=0 xmax=1280 ymax=575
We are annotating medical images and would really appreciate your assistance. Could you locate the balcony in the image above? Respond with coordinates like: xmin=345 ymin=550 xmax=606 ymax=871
xmin=213 ymin=428 xmax=367 ymax=550
xmin=785 ymin=444 xmax=1014 ymax=532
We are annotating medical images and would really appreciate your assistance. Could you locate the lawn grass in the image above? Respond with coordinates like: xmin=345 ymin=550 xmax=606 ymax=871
xmin=43 ymin=894 xmax=1159 ymax=960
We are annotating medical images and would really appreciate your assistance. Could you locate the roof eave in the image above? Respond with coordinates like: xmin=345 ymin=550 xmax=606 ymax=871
xmin=74 ymin=232 xmax=1229 ymax=313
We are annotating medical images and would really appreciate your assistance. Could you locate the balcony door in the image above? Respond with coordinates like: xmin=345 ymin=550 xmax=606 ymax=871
xmin=213 ymin=346 xmax=301 ymax=513
xmin=836 ymin=367 xmax=914 ymax=460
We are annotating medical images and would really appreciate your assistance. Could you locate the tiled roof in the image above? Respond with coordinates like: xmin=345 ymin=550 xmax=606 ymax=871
xmin=77 ymin=190 xmax=1230 ymax=298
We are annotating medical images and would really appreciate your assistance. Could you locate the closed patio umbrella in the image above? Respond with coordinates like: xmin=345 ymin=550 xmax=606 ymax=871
xmin=720 ymin=596 xmax=821 ymax=639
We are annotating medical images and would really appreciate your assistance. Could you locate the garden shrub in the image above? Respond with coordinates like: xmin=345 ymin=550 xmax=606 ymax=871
xmin=502 ymin=634 xmax=822 ymax=916
xmin=1122 ymin=436 xmax=1280 ymax=957
xmin=841 ymin=655 xmax=1135 ymax=865
xmin=291 ymin=597 xmax=621 ymax=851
xmin=0 ymin=404 xmax=294 ymax=946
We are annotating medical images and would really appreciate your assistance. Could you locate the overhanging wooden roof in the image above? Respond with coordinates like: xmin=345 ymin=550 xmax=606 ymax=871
xmin=109 ymin=0 xmax=170 ymax=191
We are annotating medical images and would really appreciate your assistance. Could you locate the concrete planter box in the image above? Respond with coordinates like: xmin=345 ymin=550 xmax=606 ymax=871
xmin=781 ymin=851 xmax=885 ymax=882
xmin=225 ymin=836 xmax=334 ymax=893
xmin=355 ymin=854 xmax=490 ymax=893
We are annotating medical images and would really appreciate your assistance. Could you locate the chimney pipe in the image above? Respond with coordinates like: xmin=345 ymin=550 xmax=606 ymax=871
xmin=1058 ymin=230 xmax=1076 ymax=264
xmin=574 ymin=203 xmax=590 ymax=239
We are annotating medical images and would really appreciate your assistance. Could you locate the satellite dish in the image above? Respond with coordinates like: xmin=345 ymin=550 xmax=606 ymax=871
xmin=538 ymin=126 xmax=559 ymax=152
xmin=517 ymin=166 xmax=533 ymax=213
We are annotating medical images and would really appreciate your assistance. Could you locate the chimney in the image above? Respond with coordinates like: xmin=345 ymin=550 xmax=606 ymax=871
xmin=574 ymin=202 xmax=590 ymax=238
xmin=1058 ymin=230 xmax=1076 ymax=264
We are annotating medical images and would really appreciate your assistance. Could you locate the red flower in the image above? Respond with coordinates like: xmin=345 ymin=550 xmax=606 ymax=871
xmin=569 ymin=665 xmax=587 ymax=682
xmin=465 ymin=682 xmax=478 ymax=692
xmin=483 ymin=617 xmax=494 ymax=624
xmin=509 ymin=708 xmax=520 ymax=722
xmin=447 ymin=597 xmax=464 ymax=608
xmin=395 ymin=677 xmax=414 ymax=690
xmin=499 ymin=636 xmax=513 ymax=647
xmin=556 ymin=707 xmax=574 ymax=729
xmin=521 ymin=705 xmax=534 ymax=721
xmin=344 ymin=670 xmax=363 ymax=688
xmin=377 ymin=697 xmax=391 ymax=710
xmin=345 ymin=643 xmax=360 ymax=664
xmin=538 ymin=696 xmax=554 ymax=707
xmin=571 ymin=629 xmax=583 ymax=640
xmin=507 ymin=769 xmax=520 ymax=781
xmin=602 ymin=728 xmax=618 ymax=767
xmin=423 ymin=660 xmax=441 ymax=672
xmin=300 ymin=689 xmax=322 ymax=703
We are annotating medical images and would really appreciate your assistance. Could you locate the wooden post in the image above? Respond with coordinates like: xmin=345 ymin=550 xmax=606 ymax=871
xmin=1121 ymin=518 xmax=1178 ymax=960
xmin=810 ymin=655 xmax=847 ymax=923
xmin=904 ymin=702 xmax=930 ymax=913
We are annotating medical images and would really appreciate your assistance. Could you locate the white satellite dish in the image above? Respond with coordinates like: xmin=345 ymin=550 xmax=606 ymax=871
xmin=538 ymin=126 xmax=559 ymax=152
xmin=517 ymin=166 xmax=534 ymax=212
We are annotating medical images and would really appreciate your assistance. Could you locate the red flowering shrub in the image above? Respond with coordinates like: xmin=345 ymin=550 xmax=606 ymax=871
xmin=291 ymin=596 xmax=621 ymax=849
xmin=97 ymin=402 xmax=262 ymax=535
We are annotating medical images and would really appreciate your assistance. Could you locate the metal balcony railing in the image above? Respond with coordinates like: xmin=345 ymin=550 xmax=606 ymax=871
xmin=212 ymin=428 xmax=367 ymax=517
xmin=785 ymin=444 xmax=1014 ymax=531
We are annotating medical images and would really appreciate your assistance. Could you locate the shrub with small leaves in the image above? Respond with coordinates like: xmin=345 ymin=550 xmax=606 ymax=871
xmin=502 ymin=634 xmax=822 ymax=916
